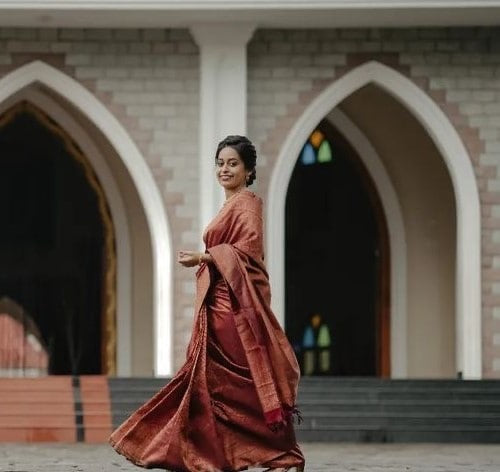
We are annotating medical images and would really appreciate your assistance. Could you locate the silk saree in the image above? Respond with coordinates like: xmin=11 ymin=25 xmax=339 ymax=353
xmin=109 ymin=189 xmax=304 ymax=471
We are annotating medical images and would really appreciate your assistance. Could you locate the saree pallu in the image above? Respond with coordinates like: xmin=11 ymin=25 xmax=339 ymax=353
xmin=109 ymin=189 xmax=304 ymax=471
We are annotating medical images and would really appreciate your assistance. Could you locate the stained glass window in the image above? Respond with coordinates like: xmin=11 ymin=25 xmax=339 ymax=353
xmin=299 ymin=129 xmax=333 ymax=165
xmin=317 ymin=324 xmax=331 ymax=348
xmin=302 ymin=325 xmax=315 ymax=348
xmin=310 ymin=130 xmax=324 ymax=148
xmin=317 ymin=140 xmax=332 ymax=163
xmin=300 ymin=313 xmax=332 ymax=375
xmin=300 ymin=143 xmax=315 ymax=165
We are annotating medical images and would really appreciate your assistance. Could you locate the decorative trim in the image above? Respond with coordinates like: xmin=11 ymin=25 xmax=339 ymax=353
xmin=0 ymin=1 xmax=497 ymax=9
xmin=0 ymin=2 xmax=498 ymax=30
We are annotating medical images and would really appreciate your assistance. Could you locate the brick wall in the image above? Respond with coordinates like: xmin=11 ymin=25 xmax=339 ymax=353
xmin=1 ymin=26 xmax=500 ymax=377
xmin=247 ymin=27 xmax=500 ymax=378
xmin=0 ymin=28 xmax=200 ymax=370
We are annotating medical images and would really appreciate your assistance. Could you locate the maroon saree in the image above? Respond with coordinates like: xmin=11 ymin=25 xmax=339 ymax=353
xmin=109 ymin=189 xmax=304 ymax=471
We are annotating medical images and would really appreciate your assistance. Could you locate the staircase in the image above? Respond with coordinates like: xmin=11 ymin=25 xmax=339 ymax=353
xmin=296 ymin=377 xmax=500 ymax=442
xmin=0 ymin=376 xmax=112 ymax=442
xmin=109 ymin=377 xmax=167 ymax=429
xmin=109 ymin=377 xmax=500 ymax=443
xmin=2 ymin=376 xmax=498 ymax=442
xmin=0 ymin=377 xmax=76 ymax=441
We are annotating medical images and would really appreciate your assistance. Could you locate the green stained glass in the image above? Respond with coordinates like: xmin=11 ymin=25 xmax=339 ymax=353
xmin=317 ymin=140 xmax=332 ymax=163
xmin=303 ymin=351 xmax=315 ymax=375
xmin=317 ymin=324 xmax=331 ymax=348
xmin=319 ymin=350 xmax=330 ymax=373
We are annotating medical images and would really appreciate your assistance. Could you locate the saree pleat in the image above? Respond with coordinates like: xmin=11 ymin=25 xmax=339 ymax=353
xmin=109 ymin=189 xmax=304 ymax=471
xmin=205 ymin=274 xmax=303 ymax=470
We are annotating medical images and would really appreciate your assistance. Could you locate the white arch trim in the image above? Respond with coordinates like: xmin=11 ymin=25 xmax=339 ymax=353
xmin=0 ymin=61 xmax=173 ymax=376
xmin=267 ymin=60 xmax=481 ymax=379
xmin=326 ymin=108 xmax=408 ymax=378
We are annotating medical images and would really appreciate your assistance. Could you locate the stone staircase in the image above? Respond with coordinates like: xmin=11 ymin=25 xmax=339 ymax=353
xmin=109 ymin=377 xmax=500 ymax=443
xmin=109 ymin=377 xmax=167 ymax=429
xmin=0 ymin=376 xmax=76 ymax=441
xmin=0 ymin=376 xmax=112 ymax=442
xmin=2 ymin=376 xmax=499 ymax=442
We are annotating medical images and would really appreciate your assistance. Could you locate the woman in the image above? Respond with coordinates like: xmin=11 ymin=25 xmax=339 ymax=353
xmin=109 ymin=136 xmax=305 ymax=472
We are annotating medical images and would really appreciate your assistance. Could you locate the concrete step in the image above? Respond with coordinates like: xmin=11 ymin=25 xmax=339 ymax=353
xmin=0 ymin=376 xmax=76 ymax=442
xmin=107 ymin=377 xmax=500 ymax=443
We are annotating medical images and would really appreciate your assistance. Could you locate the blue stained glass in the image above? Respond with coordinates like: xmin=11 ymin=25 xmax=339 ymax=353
xmin=302 ymin=325 xmax=315 ymax=348
xmin=300 ymin=143 xmax=316 ymax=165
xmin=317 ymin=140 xmax=332 ymax=163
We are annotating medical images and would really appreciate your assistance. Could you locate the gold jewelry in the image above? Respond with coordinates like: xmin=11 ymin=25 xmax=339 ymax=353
xmin=198 ymin=253 xmax=203 ymax=265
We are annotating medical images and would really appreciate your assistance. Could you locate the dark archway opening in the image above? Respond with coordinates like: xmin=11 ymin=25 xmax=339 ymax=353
xmin=285 ymin=119 xmax=389 ymax=377
xmin=0 ymin=103 xmax=107 ymax=375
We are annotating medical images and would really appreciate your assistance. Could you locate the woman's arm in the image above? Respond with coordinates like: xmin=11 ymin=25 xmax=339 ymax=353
xmin=177 ymin=250 xmax=213 ymax=268
xmin=199 ymin=252 xmax=213 ymax=265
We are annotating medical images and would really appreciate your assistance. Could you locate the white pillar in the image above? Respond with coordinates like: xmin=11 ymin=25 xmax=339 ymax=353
xmin=191 ymin=23 xmax=256 ymax=233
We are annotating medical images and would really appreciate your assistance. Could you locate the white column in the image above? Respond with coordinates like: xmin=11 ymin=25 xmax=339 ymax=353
xmin=191 ymin=23 xmax=255 ymax=234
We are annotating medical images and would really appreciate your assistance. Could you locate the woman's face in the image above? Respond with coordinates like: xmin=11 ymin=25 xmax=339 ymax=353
xmin=216 ymin=146 xmax=249 ymax=192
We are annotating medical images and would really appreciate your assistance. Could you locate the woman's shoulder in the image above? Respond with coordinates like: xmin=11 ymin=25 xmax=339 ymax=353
xmin=222 ymin=189 xmax=262 ymax=219
xmin=235 ymin=189 xmax=263 ymax=213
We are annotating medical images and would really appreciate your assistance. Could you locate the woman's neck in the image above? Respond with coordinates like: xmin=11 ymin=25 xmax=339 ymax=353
xmin=224 ymin=186 xmax=246 ymax=200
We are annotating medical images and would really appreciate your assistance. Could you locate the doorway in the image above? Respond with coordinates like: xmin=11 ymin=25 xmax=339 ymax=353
xmin=285 ymin=119 xmax=390 ymax=377
xmin=0 ymin=102 xmax=115 ymax=375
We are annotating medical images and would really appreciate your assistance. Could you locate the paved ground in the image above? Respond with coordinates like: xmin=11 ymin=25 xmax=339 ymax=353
xmin=1 ymin=443 xmax=500 ymax=472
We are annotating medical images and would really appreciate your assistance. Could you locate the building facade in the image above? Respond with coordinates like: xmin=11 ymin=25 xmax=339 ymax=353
xmin=0 ymin=1 xmax=499 ymax=380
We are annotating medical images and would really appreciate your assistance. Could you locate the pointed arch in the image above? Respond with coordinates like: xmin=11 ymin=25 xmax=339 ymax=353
xmin=0 ymin=61 xmax=173 ymax=376
xmin=267 ymin=61 xmax=481 ymax=379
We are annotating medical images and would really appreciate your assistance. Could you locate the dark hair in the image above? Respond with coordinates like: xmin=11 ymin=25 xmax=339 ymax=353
xmin=215 ymin=135 xmax=257 ymax=186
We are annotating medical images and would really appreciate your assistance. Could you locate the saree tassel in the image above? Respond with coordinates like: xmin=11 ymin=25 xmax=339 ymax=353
xmin=284 ymin=404 xmax=303 ymax=425
xmin=268 ymin=421 xmax=286 ymax=433
xmin=265 ymin=404 xmax=303 ymax=432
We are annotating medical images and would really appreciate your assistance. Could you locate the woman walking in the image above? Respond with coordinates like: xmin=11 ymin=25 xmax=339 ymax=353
xmin=109 ymin=136 xmax=305 ymax=472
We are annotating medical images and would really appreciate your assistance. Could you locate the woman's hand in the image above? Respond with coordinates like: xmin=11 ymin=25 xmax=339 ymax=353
xmin=177 ymin=250 xmax=202 ymax=268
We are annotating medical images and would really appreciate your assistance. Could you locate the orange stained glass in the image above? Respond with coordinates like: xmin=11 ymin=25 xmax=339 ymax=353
xmin=309 ymin=130 xmax=324 ymax=148
xmin=311 ymin=313 xmax=322 ymax=329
